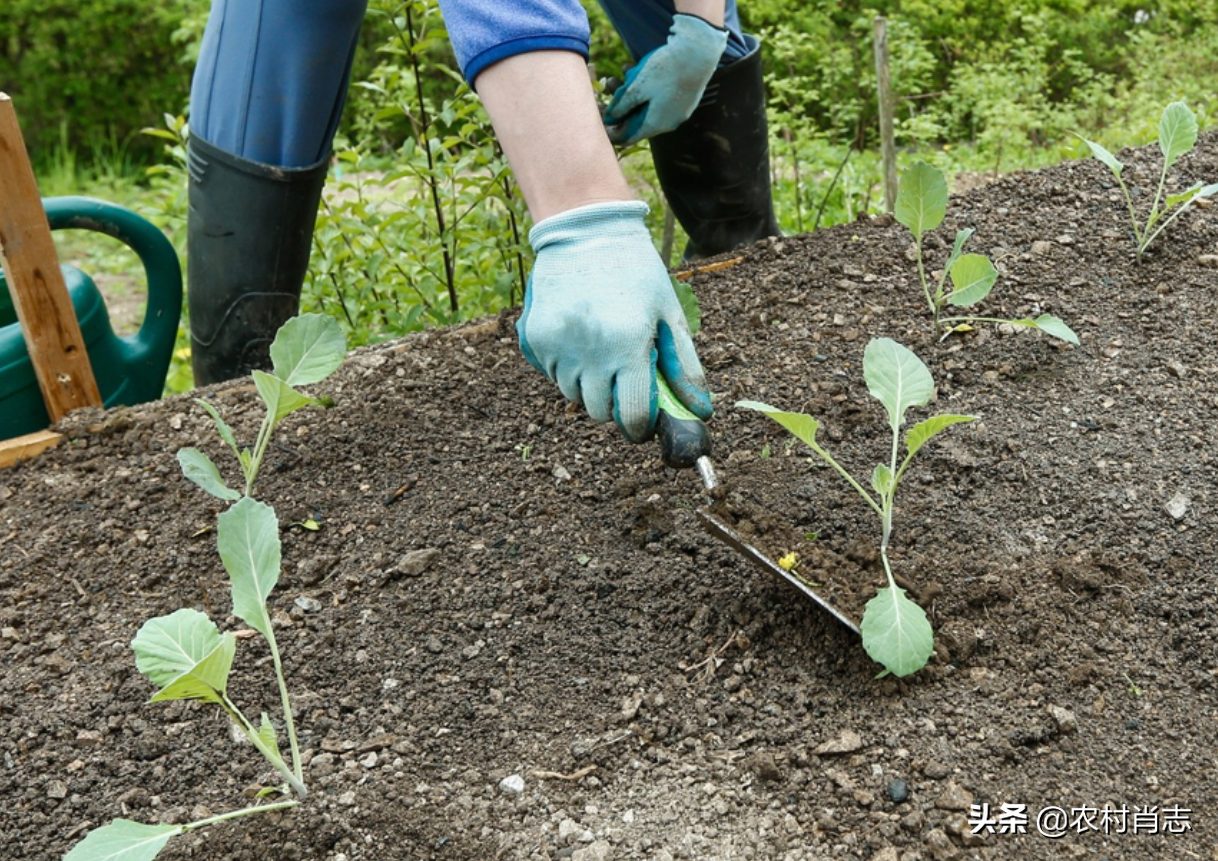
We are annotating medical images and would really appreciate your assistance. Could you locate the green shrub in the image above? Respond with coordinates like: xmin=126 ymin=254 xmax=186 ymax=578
xmin=744 ymin=0 xmax=1217 ymax=155
xmin=0 ymin=0 xmax=202 ymax=165
xmin=307 ymin=0 xmax=529 ymax=349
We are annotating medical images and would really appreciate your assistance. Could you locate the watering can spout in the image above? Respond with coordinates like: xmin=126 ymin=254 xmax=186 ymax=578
xmin=0 ymin=197 xmax=183 ymax=439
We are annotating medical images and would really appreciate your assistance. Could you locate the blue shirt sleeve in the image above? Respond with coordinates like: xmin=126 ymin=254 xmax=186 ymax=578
xmin=438 ymin=0 xmax=591 ymax=85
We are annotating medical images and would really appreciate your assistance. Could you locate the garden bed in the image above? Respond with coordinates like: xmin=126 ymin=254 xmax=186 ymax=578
xmin=2 ymin=133 xmax=1217 ymax=861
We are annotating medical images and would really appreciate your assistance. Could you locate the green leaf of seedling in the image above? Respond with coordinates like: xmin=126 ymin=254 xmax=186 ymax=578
xmin=904 ymin=415 xmax=977 ymax=459
xmin=672 ymin=278 xmax=701 ymax=336
xmin=270 ymin=313 xmax=347 ymax=387
xmin=63 ymin=819 xmax=180 ymax=861
xmin=132 ymin=608 xmax=235 ymax=703
xmin=871 ymin=464 xmax=894 ymax=498
xmin=860 ymin=586 xmax=934 ymax=677
xmin=131 ymin=608 xmax=223 ymax=688
xmin=253 ymin=371 xmax=316 ymax=425
xmin=150 ymin=635 xmax=237 ymax=704
xmin=1164 ymin=182 xmax=1204 ymax=210
xmin=258 ymin=712 xmax=282 ymax=761
xmin=194 ymin=399 xmax=240 ymax=459
xmin=1158 ymin=101 xmax=1198 ymax=169
xmin=735 ymin=401 xmax=820 ymax=450
xmin=943 ymin=228 xmax=975 ymax=272
xmin=947 ymin=254 xmax=998 ymax=307
xmin=1010 ymin=314 xmax=1079 ymax=345
xmin=1032 ymin=314 xmax=1079 ymax=345
xmin=177 ymin=448 xmax=241 ymax=502
xmin=862 ymin=339 xmax=935 ymax=434
xmin=894 ymin=161 xmax=947 ymax=241
xmin=217 ymin=498 xmax=282 ymax=639
xmin=1165 ymin=181 xmax=1218 ymax=210
xmin=1081 ymin=138 xmax=1123 ymax=177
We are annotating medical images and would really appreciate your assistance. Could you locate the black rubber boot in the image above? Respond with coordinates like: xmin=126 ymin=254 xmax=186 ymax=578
xmin=649 ymin=34 xmax=781 ymax=261
xmin=186 ymin=135 xmax=329 ymax=385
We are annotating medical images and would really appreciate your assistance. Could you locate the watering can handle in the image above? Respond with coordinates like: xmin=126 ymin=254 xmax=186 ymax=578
xmin=42 ymin=196 xmax=182 ymax=367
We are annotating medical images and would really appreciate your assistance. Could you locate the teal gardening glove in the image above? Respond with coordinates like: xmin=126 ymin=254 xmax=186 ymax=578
xmin=603 ymin=13 xmax=729 ymax=147
xmin=518 ymin=201 xmax=713 ymax=442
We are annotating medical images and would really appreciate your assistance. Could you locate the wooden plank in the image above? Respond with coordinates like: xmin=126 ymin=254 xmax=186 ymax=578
xmin=0 ymin=429 xmax=62 ymax=469
xmin=0 ymin=92 xmax=102 ymax=422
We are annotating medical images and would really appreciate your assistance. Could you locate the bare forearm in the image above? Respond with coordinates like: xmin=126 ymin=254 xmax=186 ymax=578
xmin=673 ymin=0 xmax=725 ymax=27
xmin=476 ymin=51 xmax=632 ymax=222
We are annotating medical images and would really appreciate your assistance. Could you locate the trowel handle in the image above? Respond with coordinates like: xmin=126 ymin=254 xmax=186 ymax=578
xmin=656 ymin=375 xmax=711 ymax=470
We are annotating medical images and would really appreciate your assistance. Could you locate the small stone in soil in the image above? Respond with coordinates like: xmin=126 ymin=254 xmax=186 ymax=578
xmin=395 ymin=548 xmax=441 ymax=577
xmin=499 ymin=774 xmax=526 ymax=795
xmin=749 ymin=752 xmax=783 ymax=783
xmin=935 ymin=781 xmax=973 ymax=811
xmin=1165 ymin=491 xmax=1190 ymax=520
xmin=814 ymin=729 xmax=864 ymax=755
xmin=572 ymin=841 xmax=611 ymax=861
xmin=1047 ymin=704 xmax=1078 ymax=735
xmin=923 ymin=761 xmax=951 ymax=780
xmin=46 ymin=781 xmax=68 ymax=799
xmin=558 ymin=819 xmax=582 ymax=844
xmin=887 ymin=779 xmax=910 ymax=803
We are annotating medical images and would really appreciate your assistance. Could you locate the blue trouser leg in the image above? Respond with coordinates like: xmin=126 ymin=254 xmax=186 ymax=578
xmin=190 ymin=0 xmax=368 ymax=167
xmin=187 ymin=0 xmax=367 ymax=384
xmin=595 ymin=0 xmax=748 ymax=64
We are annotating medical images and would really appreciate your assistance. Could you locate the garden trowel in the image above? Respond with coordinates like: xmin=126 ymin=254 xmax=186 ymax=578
xmin=656 ymin=377 xmax=861 ymax=635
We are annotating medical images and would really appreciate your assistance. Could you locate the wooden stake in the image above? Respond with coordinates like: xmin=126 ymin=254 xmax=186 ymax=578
xmin=873 ymin=18 xmax=898 ymax=213
xmin=0 ymin=92 xmax=102 ymax=422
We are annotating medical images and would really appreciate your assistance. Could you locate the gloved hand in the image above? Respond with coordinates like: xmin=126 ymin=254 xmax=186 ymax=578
xmin=603 ymin=13 xmax=728 ymax=147
xmin=518 ymin=201 xmax=713 ymax=443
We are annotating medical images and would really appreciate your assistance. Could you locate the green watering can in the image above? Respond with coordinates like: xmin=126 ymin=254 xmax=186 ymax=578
xmin=0 ymin=196 xmax=182 ymax=439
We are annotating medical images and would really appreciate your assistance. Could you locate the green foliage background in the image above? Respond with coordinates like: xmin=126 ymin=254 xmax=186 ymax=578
xmin=749 ymin=0 xmax=1218 ymax=160
xmin=9 ymin=0 xmax=1218 ymax=389
xmin=0 ymin=0 xmax=200 ymax=161
xmin=14 ymin=1 xmax=1217 ymax=172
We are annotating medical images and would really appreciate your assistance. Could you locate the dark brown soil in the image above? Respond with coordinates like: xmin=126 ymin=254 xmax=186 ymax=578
xmin=4 ymin=134 xmax=1218 ymax=861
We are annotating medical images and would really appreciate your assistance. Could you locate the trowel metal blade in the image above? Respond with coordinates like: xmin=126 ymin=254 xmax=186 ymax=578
xmin=697 ymin=508 xmax=861 ymax=635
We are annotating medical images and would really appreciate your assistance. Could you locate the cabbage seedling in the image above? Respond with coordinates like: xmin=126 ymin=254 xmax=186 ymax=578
xmin=1079 ymin=101 xmax=1218 ymax=262
xmin=896 ymin=161 xmax=1078 ymax=345
xmin=738 ymin=338 xmax=976 ymax=677
xmin=179 ymin=313 xmax=347 ymax=501
xmin=65 ymin=498 xmax=304 ymax=860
